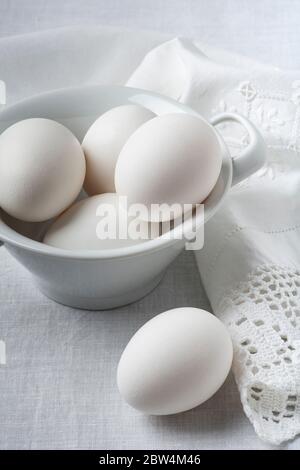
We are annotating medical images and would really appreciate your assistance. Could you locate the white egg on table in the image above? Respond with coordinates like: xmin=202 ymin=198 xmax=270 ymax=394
xmin=82 ymin=104 xmax=155 ymax=196
xmin=115 ymin=113 xmax=222 ymax=222
xmin=0 ymin=118 xmax=86 ymax=222
xmin=43 ymin=193 xmax=157 ymax=250
xmin=117 ymin=307 xmax=233 ymax=415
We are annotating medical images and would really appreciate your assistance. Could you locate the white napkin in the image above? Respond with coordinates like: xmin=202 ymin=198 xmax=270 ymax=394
xmin=128 ymin=37 xmax=300 ymax=445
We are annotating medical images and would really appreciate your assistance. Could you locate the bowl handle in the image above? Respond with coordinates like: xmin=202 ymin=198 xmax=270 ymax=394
xmin=210 ymin=112 xmax=267 ymax=186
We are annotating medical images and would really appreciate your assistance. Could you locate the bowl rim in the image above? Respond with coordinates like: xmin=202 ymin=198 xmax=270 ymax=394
xmin=0 ymin=84 xmax=232 ymax=260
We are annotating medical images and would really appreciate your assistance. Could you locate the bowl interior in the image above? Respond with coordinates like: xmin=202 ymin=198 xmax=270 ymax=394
xmin=0 ymin=85 xmax=232 ymax=258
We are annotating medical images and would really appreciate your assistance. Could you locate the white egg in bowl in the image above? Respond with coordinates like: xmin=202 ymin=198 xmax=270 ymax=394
xmin=0 ymin=85 xmax=266 ymax=310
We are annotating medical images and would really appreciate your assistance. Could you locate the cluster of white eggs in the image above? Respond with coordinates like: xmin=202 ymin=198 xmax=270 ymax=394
xmin=0 ymin=104 xmax=222 ymax=249
xmin=0 ymin=104 xmax=232 ymax=416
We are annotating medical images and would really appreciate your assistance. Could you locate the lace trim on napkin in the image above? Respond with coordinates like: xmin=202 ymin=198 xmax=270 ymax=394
xmin=217 ymin=264 xmax=300 ymax=445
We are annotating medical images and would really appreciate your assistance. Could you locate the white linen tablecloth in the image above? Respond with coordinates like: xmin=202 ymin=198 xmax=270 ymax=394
xmin=1 ymin=0 xmax=300 ymax=450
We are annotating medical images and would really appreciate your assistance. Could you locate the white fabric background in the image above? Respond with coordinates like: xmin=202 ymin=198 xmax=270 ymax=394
xmin=0 ymin=0 xmax=299 ymax=450
xmin=1 ymin=0 xmax=300 ymax=70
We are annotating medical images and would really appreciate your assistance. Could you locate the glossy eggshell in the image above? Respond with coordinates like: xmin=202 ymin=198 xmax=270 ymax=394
xmin=117 ymin=307 xmax=233 ymax=415
xmin=0 ymin=118 xmax=86 ymax=222
xmin=82 ymin=105 xmax=155 ymax=195
xmin=115 ymin=113 xmax=222 ymax=222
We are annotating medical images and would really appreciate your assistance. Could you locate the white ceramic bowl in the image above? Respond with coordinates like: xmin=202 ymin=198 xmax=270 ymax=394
xmin=0 ymin=85 xmax=266 ymax=309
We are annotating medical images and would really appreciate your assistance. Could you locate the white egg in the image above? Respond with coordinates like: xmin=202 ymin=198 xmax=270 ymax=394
xmin=117 ymin=307 xmax=233 ymax=415
xmin=43 ymin=193 xmax=156 ymax=250
xmin=0 ymin=118 xmax=86 ymax=222
xmin=115 ymin=113 xmax=222 ymax=222
xmin=82 ymin=105 xmax=155 ymax=195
